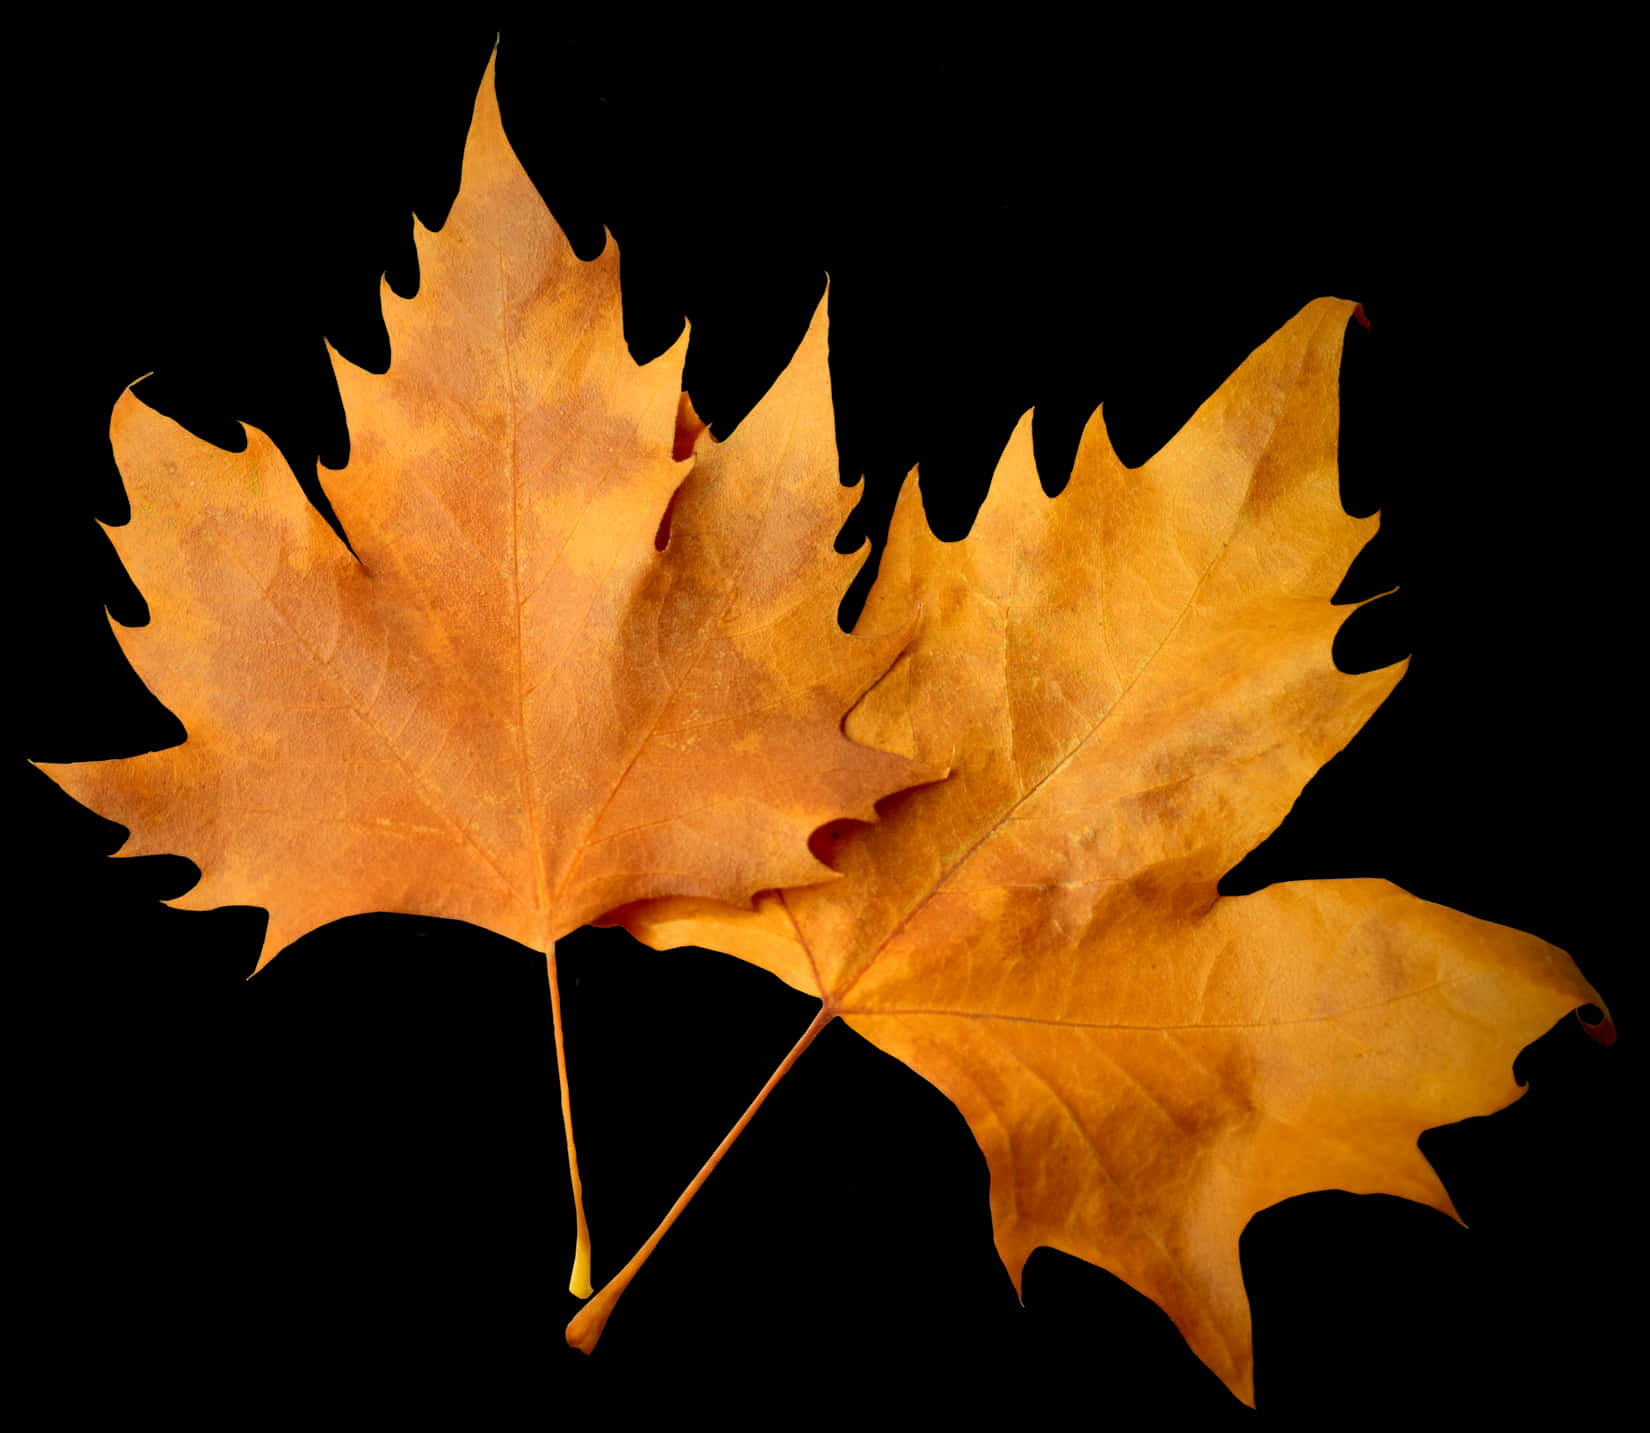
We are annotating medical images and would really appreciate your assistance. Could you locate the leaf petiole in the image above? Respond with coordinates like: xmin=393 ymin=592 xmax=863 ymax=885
xmin=565 ymin=1003 xmax=835 ymax=1351
xmin=547 ymin=942 xmax=593 ymax=1299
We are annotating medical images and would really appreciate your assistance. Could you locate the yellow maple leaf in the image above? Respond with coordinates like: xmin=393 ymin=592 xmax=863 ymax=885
xmin=589 ymin=299 xmax=1604 ymax=1405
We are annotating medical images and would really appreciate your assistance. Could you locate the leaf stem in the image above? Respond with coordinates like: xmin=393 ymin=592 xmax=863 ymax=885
xmin=565 ymin=1003 xmax=835 ymax=1353
xmin=547 ymin=942 xmax=593 ymax=1299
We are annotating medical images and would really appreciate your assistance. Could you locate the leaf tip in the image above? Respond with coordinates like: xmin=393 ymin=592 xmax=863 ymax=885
xmin=673 ymin=390 xmax=713 ymax=464
xmin=243 ymin=919 xmax=278 ymax=982
xmin=1577 ymin=1004 xmax=1616 ymax=1046
xmin=1074 ymin=397 xmax=1122 ymax=476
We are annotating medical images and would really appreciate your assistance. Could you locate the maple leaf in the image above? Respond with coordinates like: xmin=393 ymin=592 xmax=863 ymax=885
xmin=32 ymin=51 xmax=932 ymax=1296
xmin=581 ymin=299 xmax=1607 ymax=1404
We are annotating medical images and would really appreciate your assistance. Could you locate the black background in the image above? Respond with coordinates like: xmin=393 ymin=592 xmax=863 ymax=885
xmin=19 ymin=16 xmax=1633 ymax=1425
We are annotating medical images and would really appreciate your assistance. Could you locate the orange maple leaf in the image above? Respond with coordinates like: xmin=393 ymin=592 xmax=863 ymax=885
xmin=585 ymin=299 xmax=1605 ymax=1405
xmin=34 ymin=52 xmax=933 ymax=1297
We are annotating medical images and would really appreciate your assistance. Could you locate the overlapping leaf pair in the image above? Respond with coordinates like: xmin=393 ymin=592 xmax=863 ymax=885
xmin=39 ymin=52 xmax=1602 ymax=1406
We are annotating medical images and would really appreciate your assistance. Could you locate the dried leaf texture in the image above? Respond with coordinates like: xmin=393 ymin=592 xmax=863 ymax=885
xmin=611 ymin=300 xmax=1601 ymax=1403
xmin=36 ymin=55 xmax=929 ymax=969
